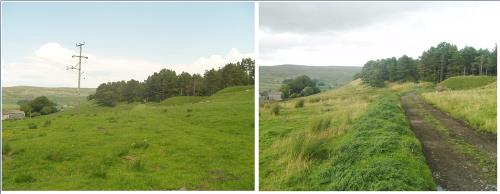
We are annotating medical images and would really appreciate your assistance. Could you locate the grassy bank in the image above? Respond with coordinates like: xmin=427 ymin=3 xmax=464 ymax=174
xmin=2 ymin=86 xmax=254 ymax=190
xmin=422 ymin=81 xmax=496 ymax=134
xmin=259 ymin=80 xmax=434 ymax=190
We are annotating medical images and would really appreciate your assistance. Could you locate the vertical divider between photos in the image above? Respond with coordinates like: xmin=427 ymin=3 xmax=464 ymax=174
xmin=254 ymin=1 xmax=260 ymax=191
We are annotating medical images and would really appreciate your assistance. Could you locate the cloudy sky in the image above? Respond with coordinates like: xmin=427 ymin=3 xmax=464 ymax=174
xmin=2 ymin=2 xmax=254 ymax=87
xmin=259 ymin=2 xmax=500 ymax=66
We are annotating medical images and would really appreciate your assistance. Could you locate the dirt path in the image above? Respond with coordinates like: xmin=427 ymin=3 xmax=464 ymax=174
xmin=400 ymin=92 xmax=497 ymax=191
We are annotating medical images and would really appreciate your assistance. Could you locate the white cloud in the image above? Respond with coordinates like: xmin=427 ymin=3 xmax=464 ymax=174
xmin=259 ymin=2 xmax=500 ymax=66
xmin=2 ymin=43 xmax=252 ymax=88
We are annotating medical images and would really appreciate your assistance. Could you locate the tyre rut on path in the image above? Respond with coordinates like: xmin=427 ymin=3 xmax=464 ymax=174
xmin=400 ymin=92 xmax=496 ymax=191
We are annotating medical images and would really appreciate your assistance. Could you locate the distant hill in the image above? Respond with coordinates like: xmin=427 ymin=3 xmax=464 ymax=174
xmin=2 ymin=86 xmax=95 ymax=110
xmin=259 ymin=65 xmax=361 ymax=92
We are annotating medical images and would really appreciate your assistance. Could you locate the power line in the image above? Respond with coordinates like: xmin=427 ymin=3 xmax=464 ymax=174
xmin=67 ymin=42 xmax=88 ymax=114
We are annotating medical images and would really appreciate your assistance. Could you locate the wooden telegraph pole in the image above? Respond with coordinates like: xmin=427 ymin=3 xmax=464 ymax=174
xmin=67 ymin=42 xmax=88 ymax=114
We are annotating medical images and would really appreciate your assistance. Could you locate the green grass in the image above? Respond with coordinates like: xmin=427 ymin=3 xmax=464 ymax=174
xmin=422 ymin=81 xmax=497 ymax=134
xmin=2 ymin=86 xmax=254 ymax=190
xmin=259 ymin=80 xmax=434 ymax=190
xmin=438 ymin=76 xmax=496 ymax=90
xmin=259 ymin=65 xmax=361 ymax=92
xmin=2 ymin=86 xmax=95 ymax=111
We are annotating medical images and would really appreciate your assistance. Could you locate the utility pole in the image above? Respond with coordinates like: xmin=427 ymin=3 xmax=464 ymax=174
xmin=67 ymin=42 xmax=88 ymax=114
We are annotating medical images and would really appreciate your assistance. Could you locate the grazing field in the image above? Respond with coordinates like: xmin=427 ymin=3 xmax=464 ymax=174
xmin=2 ymin=86 xmax=254 ymax=190
xmin=259 ymin=65 xmax=361 ymax=92
xmin=438 ymin=76 xmax=496 ymax=90
xmin=422 ymin=80 xmax=497 ymax=134
xmin=2 ymin=86 xmax=95 ymax=110
xmin=259 ymin=80 xmax=434 ymax=190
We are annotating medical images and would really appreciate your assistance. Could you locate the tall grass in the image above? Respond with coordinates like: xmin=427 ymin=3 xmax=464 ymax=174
xmin=260 ymin=80 xmax=431 ymax=190
xmin=422 ymin=84 xmax=496 ymax=134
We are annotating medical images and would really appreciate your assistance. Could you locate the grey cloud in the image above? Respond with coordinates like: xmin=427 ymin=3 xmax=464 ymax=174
xmin=260 ymin=2 xmax=461 ymax=33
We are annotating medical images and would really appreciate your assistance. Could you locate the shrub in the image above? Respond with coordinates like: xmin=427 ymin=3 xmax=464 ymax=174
xmin=43 ymin=120 xmax=52 ymax=127
xmin=163 ymin=109 xmax=168 ymax=113
xmin=186 ymin=109 xmax=193 ymax=113
xmin=28 ymin=123 xmax=38 ymax=129
xmin=14 ymin=174 xmax=36 ymax=183
xmin=295 ymin=99 xmax=305 ymax=108
xmin=270 ymin=104 xmax=281 ymax=115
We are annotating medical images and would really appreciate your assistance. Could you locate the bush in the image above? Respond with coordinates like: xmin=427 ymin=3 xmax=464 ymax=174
xmin=28 ymin=123 xmax=38 ymax=129
xmin=186 ymin=109 xmax=193 ymax=113
xmin=295 ymin=99 xmax=305 ymax=108
xmin=270 ymin=104 xmax=281 ymax=115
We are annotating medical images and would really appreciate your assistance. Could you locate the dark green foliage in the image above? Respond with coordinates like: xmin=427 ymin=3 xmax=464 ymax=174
xmin=360 ymin=42 xmax=497 ymax=87
xmin=19 ymin=96 xmax=58 ymax=116
xmin=316 ymin=96 xmax=435 ymax=190
xmin=295 ymin=99 xmax=305 ymax=108
xmin=91 ymin=58 xmax=255 ymax=106
xmin=28 ymin=123 xmax=37 ymax=129
xmin=14 ymin=174 xmax=36 ymax=183
xmin=280 ymin=75 xmax=321 ymax=98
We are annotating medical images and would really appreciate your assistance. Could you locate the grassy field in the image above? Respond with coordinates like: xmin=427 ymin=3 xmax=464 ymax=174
xmin=2 ymin=86 xmax=254 ymax=190
xmin=2 ymin=86 xmax=95 ymax=110
xmin=438 ymin=76 xmax=496 ymax=90
xmin=259 ymin=65 xmax=361 ymax=92
xmin=422 ymin=78 xmax=496 ymax=134
xmin=259 ymin=80 xmax=435 ymax=190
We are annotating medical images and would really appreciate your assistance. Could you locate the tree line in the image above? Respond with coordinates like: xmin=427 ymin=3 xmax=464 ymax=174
xmin=89 ymin=58 xmax=254 ymax=106
xmin=358 ymin=42 xmax=497 ymax=87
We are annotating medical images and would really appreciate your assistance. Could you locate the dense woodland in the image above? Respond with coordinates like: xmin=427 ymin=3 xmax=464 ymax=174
xmin=279 ymin=75 xmax=321 ymax=98
xmin=89 ymin=58 xmax=254 ymax=106
xmin=358 ymin=42 xmax=497 ymax=87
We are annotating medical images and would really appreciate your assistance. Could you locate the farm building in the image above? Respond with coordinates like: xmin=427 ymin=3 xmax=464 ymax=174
xmin=260 ymin=91 xmax=282 ymax=102
xmin=2 ymin=110 xmax=26 ymax=120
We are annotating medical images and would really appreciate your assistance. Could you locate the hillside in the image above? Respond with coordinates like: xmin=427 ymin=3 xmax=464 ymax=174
xmin=438 ymin=76 xmax=496 ymax=90
xmin=259 ymin=65 xmax=361 ymax=92
xmin=2 ymin=86 xmax=95 ymax=110
xmin=2 ymin=86 xmax=254 ymax=190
